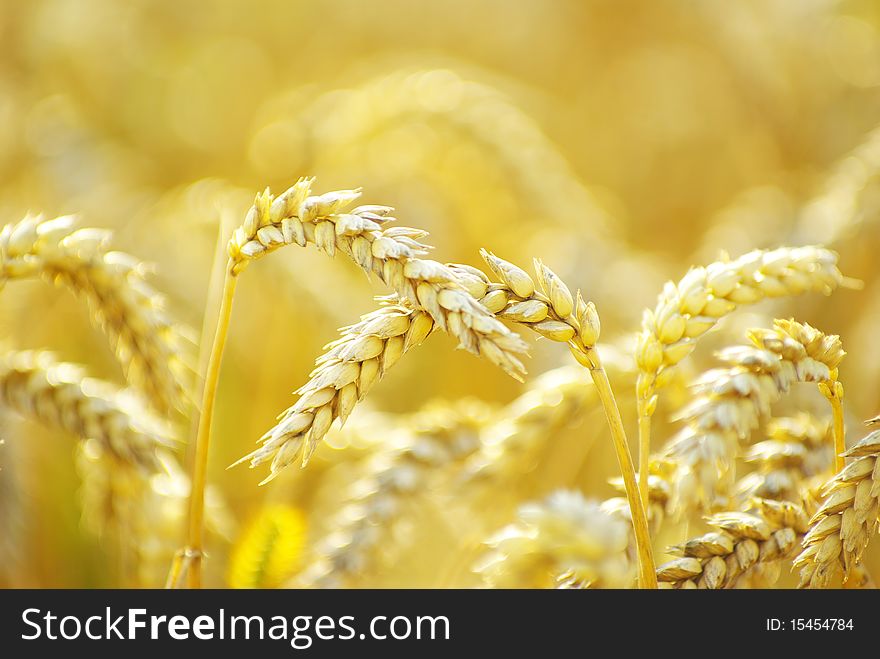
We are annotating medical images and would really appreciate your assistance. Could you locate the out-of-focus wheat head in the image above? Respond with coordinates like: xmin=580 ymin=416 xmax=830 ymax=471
xmin=2 ymin=0 xmax=880 ymax=588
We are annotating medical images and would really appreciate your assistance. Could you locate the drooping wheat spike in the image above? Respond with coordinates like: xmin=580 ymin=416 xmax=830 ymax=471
xmin=458 ymin=251 xmax=656 ymax=587
xmin=635 ymin=247 xmax=844 ymax=509
xmin=794 ymin=428 xmax=880 ymax=588
xmin=77 ymin=442 xmax=233 ymax=588
xmin=227 ymin=505 xmax=306 ymax=589
xmin=657 ymin=499 xmax=809 ymax=589
xmin=0 ymin=215 xmax=191 ymax=413
xmin=236 ymin=296 xmax=436 ymax=480
xmin=293 ymin=399 xmax=491 ymax=588
xmin=227 ymin=179 xmax=528 ymax=378
xmin=735 ymin=415 xmax=834 ymax=504
xmin=663 ymin=319 xmax=845 ymax=513
xmin=475 ymin=490 xmax=633 ymax=589
xmin=0 ymin=351 xmax=172 ymax=471
xmin=184 ymin=180 xmax=529 ymax=587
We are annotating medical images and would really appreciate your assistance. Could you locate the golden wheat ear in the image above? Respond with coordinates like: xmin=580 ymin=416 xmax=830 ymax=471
xmin=657 ymin=499 xmax=809 ymax=589
xmin=235 ymin=296 xmax=436 ymax=480
xmin=794 ymin=428 xmax=880 ymax=588
xmin=0 ymin=215 xmax=192 ymax=414
xmin=0 ymin=350 xmax=172 ymax=471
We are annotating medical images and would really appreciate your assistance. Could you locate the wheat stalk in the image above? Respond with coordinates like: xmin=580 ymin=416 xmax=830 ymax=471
xmin=657 ymin=499 xmax=809 ymax=589
xmin=0 ymin=350 xmax=172 ymax=471
xmin=460 ymin=251 xmax=657 ymax=587
xmin=293 ymin=400 xmax=491 ymax=588
xmin=0 ymin=215 xmax=191 ymax=413
xmin=475 ymin=490 xmax=633 ymax=588
xmin=794 ymin=427 xmax=880 ymax=588
xmin=77 ymin=442 xmax=233 ymax=587
xmin=663 ymin=319 xmax=845 ymax=513
xmin=635 ymin=247 xmax=844 ymax=510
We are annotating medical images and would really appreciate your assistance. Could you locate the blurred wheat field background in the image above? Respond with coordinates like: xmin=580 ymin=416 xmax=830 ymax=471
xmin=1 ymin=0 xmax=879 ymax=588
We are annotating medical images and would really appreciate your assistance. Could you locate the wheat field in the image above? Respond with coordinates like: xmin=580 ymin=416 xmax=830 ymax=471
xmin=1 ymin=0 xmax=879 ymax=589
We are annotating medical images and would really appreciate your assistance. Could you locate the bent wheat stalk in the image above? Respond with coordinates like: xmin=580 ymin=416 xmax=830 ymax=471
xmin=0 ymin=215 xmax=191 ymax=413
xmin=635 ymin=247 xmax=844 ymax=510
xmin=460 ymin=251 xmax=656 ymax=588
xmin=794 ymin=428 xmax=880 ymax=588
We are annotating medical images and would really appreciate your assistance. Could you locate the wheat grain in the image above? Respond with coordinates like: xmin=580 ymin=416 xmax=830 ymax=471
xmin=663 ymin=319 xmax=845 ymax=512
xmin=475 ymin=490 xmax=633 ymax=588
xmin=657 ymin=499 xmax=809 ymax=589
xmin=293 ymin=399 xmax=491 ymax=588
xmin=0 ymin=215 xmax=191 ymax=413
xmin=227 ymin=179 xmax=528 ymax=378
xmin=794 ymin=428 xmax=880 ymax=588
xmin=0 ymin=350 xmax=172 ymax=471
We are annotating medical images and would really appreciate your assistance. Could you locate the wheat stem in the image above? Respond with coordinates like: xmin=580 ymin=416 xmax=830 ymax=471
xmin=819 ymin=381 xmax=846 ymax=472
xmin=181 ymin=263 xmax=238 ymax=589
xmin=586 ymin=348 xmax=657 ymax=589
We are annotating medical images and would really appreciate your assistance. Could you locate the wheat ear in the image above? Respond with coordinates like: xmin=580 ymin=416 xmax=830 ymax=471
xmin=0 ymin=215 xmax=190 ymax=413
xmin=663 ymin=319 xmax=845 ymax=513
xmin=657 ymin=499 xmax=809 ymax=589
xmin=635 ymin=247 xmax=844 ymax=510
xmin=794 ymin=428 xmax=880 ymax=588
xmin=236 ymin=297 xmax=436 ymax=481
xmin=461 ymin=251 xmax=657 ymax=588
xmin=475 ymin=490 xmax=633 ymax=588
xmin=0 ymin=350 xmax=172 ymax=470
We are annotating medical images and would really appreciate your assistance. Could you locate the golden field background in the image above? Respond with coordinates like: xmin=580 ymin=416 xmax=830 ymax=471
xmin=1 ymin=0 xmax=879 ymax=587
